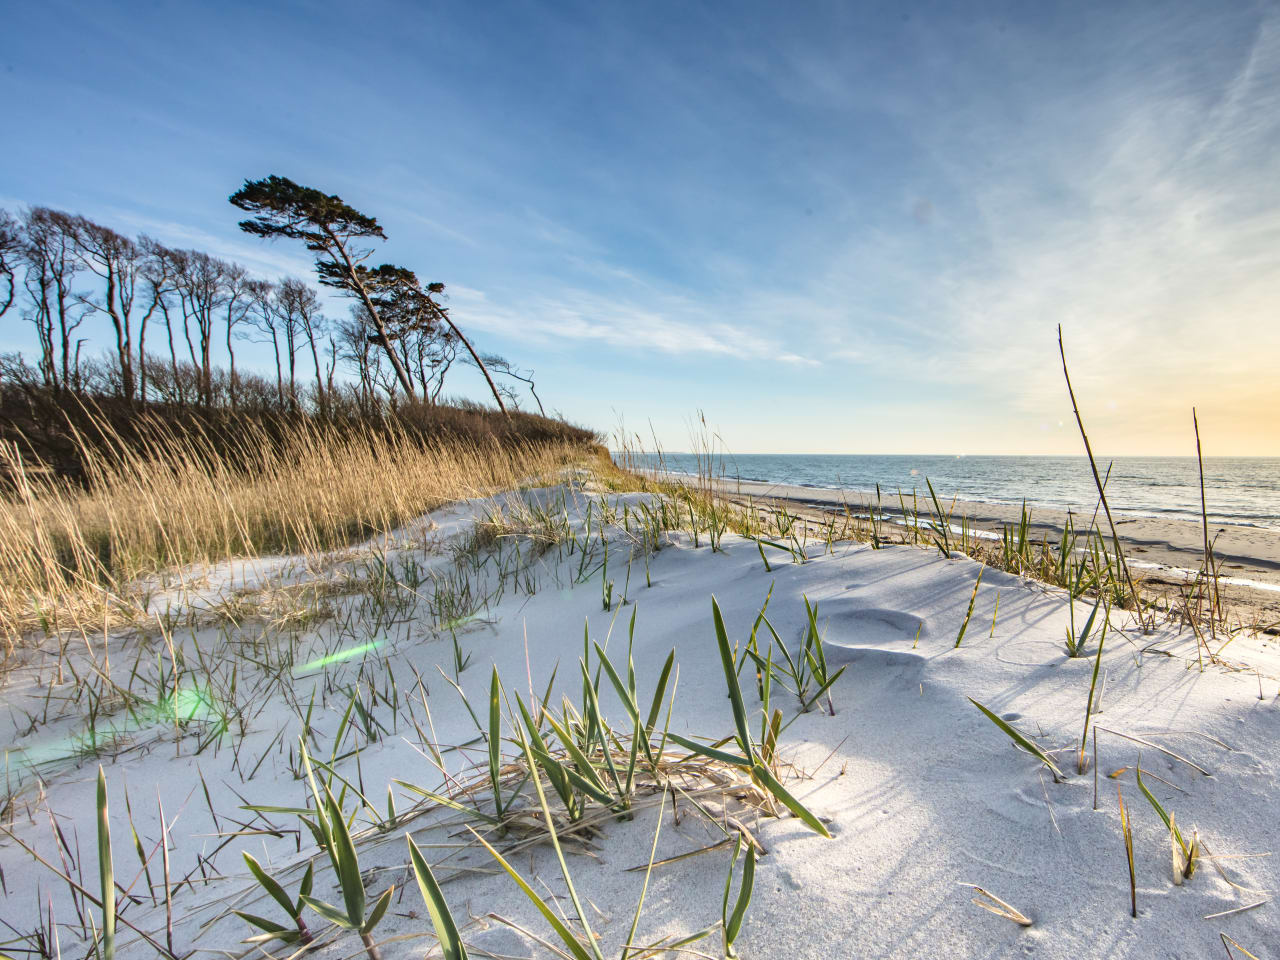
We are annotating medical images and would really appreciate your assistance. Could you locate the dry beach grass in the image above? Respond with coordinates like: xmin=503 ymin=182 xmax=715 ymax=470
xmin=0 ymin=415 xmax=594 ymax=649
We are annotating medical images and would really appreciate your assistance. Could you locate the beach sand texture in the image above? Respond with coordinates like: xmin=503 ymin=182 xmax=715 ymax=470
xmin=1 ymin=484 xmax=1276 ymax=958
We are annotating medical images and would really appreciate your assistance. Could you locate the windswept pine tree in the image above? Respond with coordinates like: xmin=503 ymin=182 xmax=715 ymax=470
xmin=229 ymin=175 xmax=508 ymax=415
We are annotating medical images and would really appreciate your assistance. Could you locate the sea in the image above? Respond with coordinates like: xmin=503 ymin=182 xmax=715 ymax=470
xmin=622 ymin=454 xmax=1280 ymax=532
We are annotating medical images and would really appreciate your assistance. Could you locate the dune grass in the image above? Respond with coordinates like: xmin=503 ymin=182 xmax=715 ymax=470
xmin=608 ymin=412 xmax=1263 ymax=647
xmin=0 ymin=415 xmax=594 ymax=651
xmin=8 ymin=501 xmax=836 ymax=960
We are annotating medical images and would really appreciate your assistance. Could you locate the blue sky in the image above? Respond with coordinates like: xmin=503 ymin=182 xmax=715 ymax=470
xmin=3 ymin=0 xmax=1278 ymax=454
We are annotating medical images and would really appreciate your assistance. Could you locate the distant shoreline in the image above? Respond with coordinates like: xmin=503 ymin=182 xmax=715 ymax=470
xmin=621 ymin=454 xmax=1280 ymax=532
xmin=694 ymin=475 xmax=1280 ymax=628
xmin=630 ymin=453 xmax=1280 ymax=459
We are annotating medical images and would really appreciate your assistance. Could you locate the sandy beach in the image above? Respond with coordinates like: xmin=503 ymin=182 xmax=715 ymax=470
xmin=705 ymin=477 xmax=1280 ymax=628
xmin=8 ymin=4 xmax=1280 ymax=958
xmin=3 ymin=479 xmax=1277 ymax=959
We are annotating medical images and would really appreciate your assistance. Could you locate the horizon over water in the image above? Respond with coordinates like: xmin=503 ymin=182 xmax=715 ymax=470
xmin=623 ymin=453 xmax=1280 ymax=531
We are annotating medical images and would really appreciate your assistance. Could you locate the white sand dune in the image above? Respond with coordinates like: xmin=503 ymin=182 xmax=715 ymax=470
xmin=2 ymin=484 xmax=1277 ymax=958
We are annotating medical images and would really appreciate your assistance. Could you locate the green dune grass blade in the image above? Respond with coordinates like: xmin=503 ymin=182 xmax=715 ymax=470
xmin=436 ymin=668 xmax=483 ymax=735
xmin=469 ymin=827 xmax=594 ymax=960
xmin=299 ymin=895 xmax=353 ymax=929
xmin=955 ymin=564 xmax=986 ymax=647
xmin=593 ymin=640 xmax=675 ymax=769
xmin=743 ymin=587 xmax=774 ymax=691
xmin=531 ymin=746 xmax=615 ymax=806
xmin=1135 ymin=764 xmax=1191 ymax=865
xmin=594 ymin=641 xmax=641 ymax=724
xmin=644 ymin=651 xmax=676 ymax=736
xmin=633 ymin=927 xmax=716 ymax=956
xmin=473 ymin=706 xmax=607 ymax=960
xmin=514 ymin=693 xmax=575 ymax=812
xmin=235 ymin=912 xmax=298 ymax=943
xmin=622 ymin=789 xmax=667 ymax=960
xmin=1067 ymin=595 xmax=1103 ymax=657
xmin=803 ymin=597 xmax=828 ymax=678
xmin=711 ymin=597 xmax=754 ymax=758
xmin=362 ymin=886 xmax=394 ymax=934
xmin=408 ymin=835 xmax=468 ymax=960
xmin=488 ymin=667 xmax=503 ymax=815
xmin=322 ymin=784 xmax=365 ymax=925
xmin=1079 ymin=631 xmax=1106 ymax=769
xmin=623 ymin=709 xmax=642 ymax=797
xmin=926 ymin=477 xmax=952 ymax=555
xmin=969 ymin=698 xmax=1064 ymax=781
xmin=241 ymin=804 xmax=315 ymax=816
xmin=309 ymin=755 xmax=379 ymax=822
xmin=542 ymin=710 xmax=611 ymax=797
xmin=493 ymin=695 xmax=607 ymax=959
xmin=523 ymin=745 xmax=605 ymax=959
xmin=96 ymin=766 xmax=116 ymax=960
xmin=666 ymin=733 xmax=751 ymax=767
xmin=796 ymin=666 xmax=846 ymax=716
xmin=721 ymin=840 xmax=738 ymax=943
xmin=724 ymin=839 xmax=756 ymax=950
xmin=297 ymin=740 xmax=330 ymax=840
xmin=393 ymin=780 xmax=502 ymax=825
xmin=750 ymin=763 xmax=830 ymax=837
xmin=243 ymin=852 xmax=298 ymax=920
xmin=1079 ymin=596 xmax=1101 ymax=648
xmin=578 ymin=660 xmax=626 ymax=799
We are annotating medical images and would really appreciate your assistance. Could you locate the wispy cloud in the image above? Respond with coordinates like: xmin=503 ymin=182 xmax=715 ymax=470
xmin=909 ymin=10 xmax=1280 ymax=428
xmin=448 ymin=284 xmax=821 ymax=365
xmin=105 ymin=211 xmax=319 ymax=281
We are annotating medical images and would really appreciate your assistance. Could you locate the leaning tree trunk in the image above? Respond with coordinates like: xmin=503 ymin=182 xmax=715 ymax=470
xmin=439 ymin=312 xmax=509 ymax=419
xmin=323 ymin=226 xmax=417 ymax=399
xmin=528 ymin=381 xmax=545 ymax=417
xmin=138 ymin=311 xmax=148 ymax=403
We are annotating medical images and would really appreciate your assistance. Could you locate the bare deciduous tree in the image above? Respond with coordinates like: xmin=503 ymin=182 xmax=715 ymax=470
xmin=1 ymin=193 xmax=545 ymax=421
xmin=170 ymin=249 xmax=235 ymax=407
xmin=21 ymin=208 xmax=86 ymax=392
xmin=478 ymin=353 xmax=546 ymax=416
xmin=245 ymin=279 xmax=283 ymax=406
xmin=72 ymin=216 xmax=145 ymax=401
xmin=137 ymin=237 xmax=177 ymax=403
xmin=278 ymin=277 xmax=326 ymax=412
xmin=222 ymin=262 xmax=252 ymax=410
xmin=337 ymin=310 xmax=378 ymax=408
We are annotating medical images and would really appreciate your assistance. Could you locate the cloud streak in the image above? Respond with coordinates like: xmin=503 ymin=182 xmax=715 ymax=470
xmin=448 ymin=284 xmax=822 ymax=365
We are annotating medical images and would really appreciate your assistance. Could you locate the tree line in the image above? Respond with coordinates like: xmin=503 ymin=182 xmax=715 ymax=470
xmin=0 ymin=176 xmax=543 ymax=417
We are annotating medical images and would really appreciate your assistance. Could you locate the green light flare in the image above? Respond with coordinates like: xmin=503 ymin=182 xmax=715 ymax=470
xmin=293 ymin=639 xmax=382 ymax=674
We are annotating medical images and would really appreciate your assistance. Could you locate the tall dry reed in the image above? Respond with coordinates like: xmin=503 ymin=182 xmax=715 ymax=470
xmin=0 ymin=415 xmax=591 ymax=648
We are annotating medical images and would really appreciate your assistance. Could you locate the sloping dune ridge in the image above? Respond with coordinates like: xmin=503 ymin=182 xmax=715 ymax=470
xmin=1 ymin=483 xmax=1277 ymax=959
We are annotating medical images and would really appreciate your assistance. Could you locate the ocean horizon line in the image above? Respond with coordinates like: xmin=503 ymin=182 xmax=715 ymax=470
xmin=618 ymin=451 xmax=1280 ymax=460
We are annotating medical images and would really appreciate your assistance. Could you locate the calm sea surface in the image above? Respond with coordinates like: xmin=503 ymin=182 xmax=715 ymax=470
xmin=623 ymin=454 xmax=1280 ymax=531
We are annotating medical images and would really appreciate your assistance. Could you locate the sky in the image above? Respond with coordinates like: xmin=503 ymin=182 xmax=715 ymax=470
xmin=2 ymin=0 xmax=1279 ymax=455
